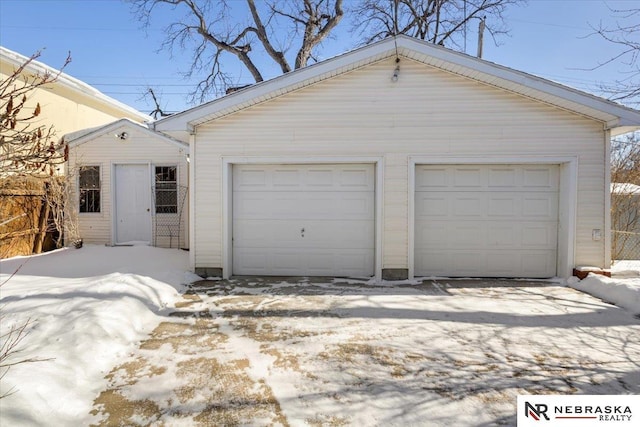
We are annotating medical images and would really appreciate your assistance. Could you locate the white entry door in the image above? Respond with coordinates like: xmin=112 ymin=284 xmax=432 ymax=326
xmin=115 ymin=164 xmax=152 ymax=244
xmin=415 ymin=164 xmax=559 ymax=278
xmin=233 ymin=164 xmax=375 ymax=276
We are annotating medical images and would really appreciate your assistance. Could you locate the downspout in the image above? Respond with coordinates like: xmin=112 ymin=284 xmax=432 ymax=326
xmin=604 ymin=127 xmax=612 ymax=268
xmin=188 ymin=125 xmax=196 ymax=272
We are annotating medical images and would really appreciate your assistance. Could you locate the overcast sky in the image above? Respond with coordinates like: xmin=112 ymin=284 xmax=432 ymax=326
xmin=1 ymin=0 xmax=637 ymax=115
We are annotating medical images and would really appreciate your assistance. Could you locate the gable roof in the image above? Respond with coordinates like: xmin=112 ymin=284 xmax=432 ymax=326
xmin=0 ymin=46 xmax=152 ymax=124
xmin=154 ymin=35 xmax=640 ymax=137
xmin=66 ymin=118 xmax=189 ymax=151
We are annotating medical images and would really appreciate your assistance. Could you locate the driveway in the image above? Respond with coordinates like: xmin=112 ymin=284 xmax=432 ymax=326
xmin=90 ymin=278 xmax=640 ymax=426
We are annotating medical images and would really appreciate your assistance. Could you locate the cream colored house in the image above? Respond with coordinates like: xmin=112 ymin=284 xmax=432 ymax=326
xmin=0 ymin=46 xmax=150 ymax=139
xmin=155 ymin=36 xmax=640 ymax=280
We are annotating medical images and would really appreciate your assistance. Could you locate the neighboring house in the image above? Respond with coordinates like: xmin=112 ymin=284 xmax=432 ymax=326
xmin=611 ymin=182 xmax=640 ymax=260
xmin=154 ymin=35 xmax=640 ymax=280
xmin=66 ymin=119 xmax=189 ymax=249
xmin=1 ymin=46 xmax=153 ymax=257
xmin=0 ymin=46 xmax=151 ymax=139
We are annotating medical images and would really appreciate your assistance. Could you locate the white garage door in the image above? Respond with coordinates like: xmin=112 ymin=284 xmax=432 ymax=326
xmin=233 ymin=164 xmax=375 ymax=276
xmin=415 ymin=164 xmax=559 ymax=278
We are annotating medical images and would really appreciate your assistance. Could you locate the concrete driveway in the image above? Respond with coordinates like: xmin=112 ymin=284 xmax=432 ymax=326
xmin=90 ymin=278 xmax=640 ymax=426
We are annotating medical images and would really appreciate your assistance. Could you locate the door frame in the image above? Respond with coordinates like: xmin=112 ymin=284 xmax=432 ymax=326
xmin=408 ymin=156 xmax=578 ymax=279
xmin=222 ymin=157 xmax=384 ymax=280
xmin=111 ymin=161 xmax=153 ymax=245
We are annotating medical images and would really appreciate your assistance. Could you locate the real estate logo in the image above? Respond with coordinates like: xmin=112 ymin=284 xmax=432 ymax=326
xmin=525 ymin=401 xmax=550 ymax=421
xmin=517 ymin=395 xmax=638 ymax=426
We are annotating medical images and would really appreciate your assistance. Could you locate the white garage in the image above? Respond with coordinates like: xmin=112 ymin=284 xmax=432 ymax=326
xmin=232 ymin=164 xmax=375 ymax=276
xmin=415 ymin=164 xmax=559 ymax=278
xmin=153 ymin=36 xmax=640 ymax=279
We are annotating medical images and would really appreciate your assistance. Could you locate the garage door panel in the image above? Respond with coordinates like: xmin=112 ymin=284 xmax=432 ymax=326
xmin=453 ymin=197 xmax=485 ymax=217
xmin=521 ymin=224 xmax=558 ymax=247
xmin=416 ymin=167 xmax=449 ymax=188
xmin=418 ymin=221 xmax=557 ymax=250
xmin=522 ymin=196 xmax=558 ymax=218
xmin=234 ymin=191 xmax=374 ymax=220
xmin=416 ymin=192 xmax=558 ymax=220
xmin=488 ymin=168 xmax=517 ymax=187
xmin=522 ymin=253 xmax=556 ymax=276
xmin=235 ymin=169 xmax=268 ymax=189
xmin=234 ymin=165 xmax=374 ymax=192
xmin=233 ymin=164 xmax=375 ymax=276
xmin=415 ymin=164 xmax=559 ymax=278
xmin=454 ymin=167 xmax=484 ymax=187
xmin=234 ymin=248 xmax=373 ymax=276
xmin=522 ymin=167 xmax=559 ymax=189
xmin=415 ymin=249 xmax=556 ymax=278
xmin=417 ymin=165 xmax=559 ymax=192
xmin=235 ymin=219 xmax=373 ymax=249
xmin=273 ymin=170 xmax=301 ymax=187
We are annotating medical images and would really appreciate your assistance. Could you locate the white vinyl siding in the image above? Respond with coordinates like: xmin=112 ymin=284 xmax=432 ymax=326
xmin=192 ymin=57 xmax=606 ymax=273
xmin=69 ymin=126 xmax=188 ymax=248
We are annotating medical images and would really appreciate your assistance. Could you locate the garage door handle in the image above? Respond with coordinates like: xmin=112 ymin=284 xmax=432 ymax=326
xmin=301 ymin=227 xmax=305 ymax=237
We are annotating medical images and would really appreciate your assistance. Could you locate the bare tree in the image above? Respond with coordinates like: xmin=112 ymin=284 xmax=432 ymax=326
xmin=145 ymin=88 xmax=173 ymax=119
xmin=589 ymin=7 xmax=640 ymax=106
xmin=611 ymin=132 xmax=640 ymax=260
xmin=0 ymin=51 xmax=70 ymax=177
xmin=1 ymin=264 xmax=54 ymax=399
xmin=128 ymin=0 xmax=344 ymax=103
xmin=351 ymin=0 xmax=523 ymax=51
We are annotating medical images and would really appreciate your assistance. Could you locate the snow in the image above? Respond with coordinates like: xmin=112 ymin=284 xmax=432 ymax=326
xmin=568 ymin=261 xmax=640 ymax=314
xmin=611 ymin=182 xmax=640 ymax=195
xmin=0 ymin=245 xmax=638 ymax=426
xmin=0 ymin=245 xmax=196 ymax=426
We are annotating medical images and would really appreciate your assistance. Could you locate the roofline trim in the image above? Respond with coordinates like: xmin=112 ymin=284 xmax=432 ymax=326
xmin=1 ymin=46 xmax=152 ymax=123
xmin=67 ymin=118 xmax=189 ymax=152
xmin=153 ymin=35 xmax=640 ymax=132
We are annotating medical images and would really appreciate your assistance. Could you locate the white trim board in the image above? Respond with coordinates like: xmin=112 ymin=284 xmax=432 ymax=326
xmin=221 ymin=156 xmax=384 ymax=281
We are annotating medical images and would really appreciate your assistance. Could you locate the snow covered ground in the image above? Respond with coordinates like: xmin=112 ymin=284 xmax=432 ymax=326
xmin=0 ymin=245 xmax=199 ymax=426
xmin=1 ymin=246 xmax=639 ymax=426
xmin=569 ymin=260 xmax=640 ymax=314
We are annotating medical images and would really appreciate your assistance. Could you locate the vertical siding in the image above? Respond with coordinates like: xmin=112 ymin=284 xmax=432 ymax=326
xmin=194 ymin=57 xmax=606 ymax=271
xmin=69 ymin=125 xmax=189 ymax=248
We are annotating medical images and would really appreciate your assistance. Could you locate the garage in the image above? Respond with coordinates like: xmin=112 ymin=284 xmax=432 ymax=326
xmin=232 ymin=164 xmax=375 ymax=276
xmin=415 ymin=164 xmax=559 ymax=278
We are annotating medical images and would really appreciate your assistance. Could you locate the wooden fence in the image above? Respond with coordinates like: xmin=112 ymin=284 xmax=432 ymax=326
xmin=0 ymin=177 xmax=51 ymax=259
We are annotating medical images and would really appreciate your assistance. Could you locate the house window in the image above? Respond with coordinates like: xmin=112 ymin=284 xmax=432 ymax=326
xmin=155 ymin=166 xmax=177 ymax=214
xmin=79 ymin=166 xmax=100 ymax=213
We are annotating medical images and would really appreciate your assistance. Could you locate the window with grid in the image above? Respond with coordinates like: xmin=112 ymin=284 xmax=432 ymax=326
xmin=79 ymin=166 xmax=101 ymax=213
xmin=155 ymin=166 xmax=177 ymax=214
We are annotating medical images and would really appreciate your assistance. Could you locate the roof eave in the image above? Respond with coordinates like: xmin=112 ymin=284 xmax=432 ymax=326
xmin=67 ymin=118 xmax=189 ymax=152
xmin=153 ymin=35 xmax=640 ymax=133
xmin=1 ymin=46 xmax=152 ymax=123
